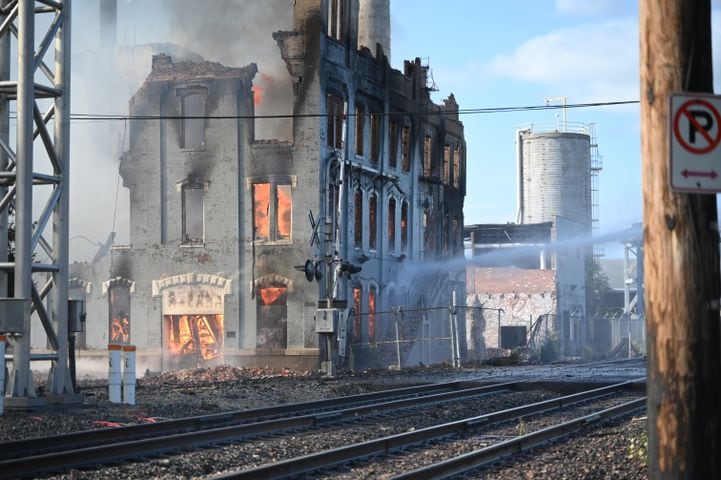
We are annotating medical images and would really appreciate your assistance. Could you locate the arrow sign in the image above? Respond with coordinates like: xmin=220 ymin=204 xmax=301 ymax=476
xmin=681 ymin=169 xmax=718 ymax=179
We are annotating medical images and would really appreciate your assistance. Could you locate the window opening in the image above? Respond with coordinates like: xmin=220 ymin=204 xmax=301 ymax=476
xmin=370 ymin=112 xmax=380 ymax=165
xmin=401 ymin=200 xmax=408 ymax=252
xmin=401 ymin=126 xmax=411 ymax=171
xmin=328 ymin=0 xmax=345 ymax=41
xmin=355 ymin=104 xmax=365 ymax=156
xmin=354 ymin=189 xmax=363 ymax=248
xmin=257 ymin=283 xmax=288 ymax=349
xmin=423 ymin=208 xmax=434 ymax=256
xmin=327 ymin=93 xmax=345 ymax=149
xmin=423 ymin=135 xmax=432 ymax=177
xmin=181 ymin=91 xmax=206 ymax=149
xmin=277 ymin=184 xmax=292 ymax=240
xmin=353 ymin=285 xmax=362 ymax=341
xmin=453 ymin=145 xmax=461 ymax=188
xmin=182 ymin=185 xmax=204 ymax=244
xmin=253 ymin=183 xmax=270 ymax=241
xmin=253 ymin=181 xmax=292 ymax=242
xmin=368 ymin=286 xmax=376 ymax=342
xmin=109 ymin=284 xmax=130 ymax=344
xmin=443 ymin=144 xmax=451 ymax=184
xmin=369 ymin=192 xmax=377 ymax=250
xmin=388 ymin=197 xmax=396 ymax=251
xmin=389 ymin=122 xmax=398 ymax=169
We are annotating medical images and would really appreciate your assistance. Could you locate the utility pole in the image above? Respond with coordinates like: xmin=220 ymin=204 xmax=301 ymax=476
xmin=640 ymin=1 xmax=721 ymax=478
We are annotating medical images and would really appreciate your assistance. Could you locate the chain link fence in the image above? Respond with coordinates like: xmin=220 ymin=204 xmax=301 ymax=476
xmin=337 ymin=305 xmax=646 ymax=370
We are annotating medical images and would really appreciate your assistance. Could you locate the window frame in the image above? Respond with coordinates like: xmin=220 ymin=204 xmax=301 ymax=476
xmin=401 ymin=125 xmax=411 ymax=172
xmin=355 ymin=104 xmax=365 ymax=157
xmin=354 ymin=188 xmax=363 ymax=249
xmin=182 ymin=182 xmax=205 ymax=245
xmin=368 ymin=191 xmax=378 ymax=251
xmin=178 ymin=87 xmax=207 ymax=150
xmin=250 ymin=176 xmax=295 ymax=244
xmin=388 ymin=121 xmax=398 ymax=169
xmin=326 ymin=93 xmax=346 ymax=150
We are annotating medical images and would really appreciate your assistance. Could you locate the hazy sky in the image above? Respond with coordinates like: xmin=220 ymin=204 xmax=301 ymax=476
xmin=67 ymin=0 xmax=721 ymax=261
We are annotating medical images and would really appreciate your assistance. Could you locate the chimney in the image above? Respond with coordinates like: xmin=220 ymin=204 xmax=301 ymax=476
xmin=357 ymin=0 xmax=391 ymax=62
xmin=99 ymin=0 xmax=117 ymax=49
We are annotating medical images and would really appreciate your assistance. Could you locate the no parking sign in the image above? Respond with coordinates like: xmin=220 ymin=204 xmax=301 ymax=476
xmin=670 ymin=93 xmax=721 ymax=192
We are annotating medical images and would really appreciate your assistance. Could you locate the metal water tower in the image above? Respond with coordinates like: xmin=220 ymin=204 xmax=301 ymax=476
xmin=515 ymin=121 xmax=600 ymax=238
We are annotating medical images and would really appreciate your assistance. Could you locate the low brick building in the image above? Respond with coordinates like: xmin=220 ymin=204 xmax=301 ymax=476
xmin=465 ymin=220 xmax=587 ymax=359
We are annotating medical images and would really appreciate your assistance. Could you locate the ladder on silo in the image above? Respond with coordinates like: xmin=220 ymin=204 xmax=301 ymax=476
xmin=589 ymin=124 xmax=603 ymax=258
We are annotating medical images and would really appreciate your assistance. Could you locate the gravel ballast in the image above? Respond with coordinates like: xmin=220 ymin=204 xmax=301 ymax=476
xmin=0 ymin=363 xmax=648 ymax=479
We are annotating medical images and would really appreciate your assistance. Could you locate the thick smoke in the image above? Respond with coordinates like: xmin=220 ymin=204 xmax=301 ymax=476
xmin=162 ymin=0 xmax=294 ymax=140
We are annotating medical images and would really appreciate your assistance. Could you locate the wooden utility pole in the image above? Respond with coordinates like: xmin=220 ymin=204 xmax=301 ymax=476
xmin=640 ymin=0 xmax=721 ymax=478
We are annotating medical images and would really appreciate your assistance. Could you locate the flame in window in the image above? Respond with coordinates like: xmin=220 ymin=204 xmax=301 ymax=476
xmin=277 ymin=185 xmax=292 ymax=239
xmin=253 ymin=183 xmax=270 ymax=240
xmin=353 ymin=286 xmax=362 ymax=341
xmin=259 ymin=286 xmax=287 ymax=305
xmin=110 ymin=316 xmax=129 ymax=344
xmin=368 ymin=287 xmax=376 ymax=341
xmin=165 ymin=314 xmax=223 ymax=361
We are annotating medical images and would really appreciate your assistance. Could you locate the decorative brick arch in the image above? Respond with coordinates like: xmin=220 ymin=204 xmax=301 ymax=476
xmin=69 ymin=277 xmax=92 ymax=295
xmin=252 ymin=274 xmax=293 ymax=294
xmin=152 ymin=273 xmax=231 ymax=297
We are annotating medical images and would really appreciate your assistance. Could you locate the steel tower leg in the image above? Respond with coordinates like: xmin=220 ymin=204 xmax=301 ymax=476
xmin=0 ymin=0 xmax=76 ymax=408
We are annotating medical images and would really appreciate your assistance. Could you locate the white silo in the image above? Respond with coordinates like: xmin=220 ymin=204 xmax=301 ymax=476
xmin=515 ymin=125 xmax=593 ymax=237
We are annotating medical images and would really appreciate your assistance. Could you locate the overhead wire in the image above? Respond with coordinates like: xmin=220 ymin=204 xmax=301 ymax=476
xmin=61 ymin=99 xmax=639 ymax=122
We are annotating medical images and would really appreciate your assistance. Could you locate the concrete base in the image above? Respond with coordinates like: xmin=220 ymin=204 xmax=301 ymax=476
xmin=47 ymin=392 xmax=85 ymax=405
xmin=3 ymin=396 xmax=47 ymax=410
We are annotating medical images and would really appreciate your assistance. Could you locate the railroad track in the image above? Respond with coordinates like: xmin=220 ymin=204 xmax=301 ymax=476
xmin=209 ymin=380 xmax=645 ymax=479
xmin=0 ymin=380 xmax=517 ymax=478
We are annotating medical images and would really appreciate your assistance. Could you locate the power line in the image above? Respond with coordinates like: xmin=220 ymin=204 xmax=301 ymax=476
xmin=62 ymin=99 xmax=639 ymax=122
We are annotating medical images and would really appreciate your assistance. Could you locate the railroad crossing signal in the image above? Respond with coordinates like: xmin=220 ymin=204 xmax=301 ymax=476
xmin=669 ymin=93 xmax=721 ymax=192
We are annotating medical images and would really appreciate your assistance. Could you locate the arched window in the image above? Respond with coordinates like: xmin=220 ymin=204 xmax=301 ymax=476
xmin=369 ymin=192 xmax=377 ymax=250
xmin=388 ymin=197 xmax=396 ymax=251
xmin=182 ymin=183 xmax=204 ymax=244
xmin=256 ymin=282 xmax=288 ymax=349
xmin=352 ymin=284 xmax=362 ymax=342
xmin=368 ymin=285 xmax=377 ymax=342
xmin=179 ymin=89 xmax=206 ymax=149
xmin=354 ymin=189 xmax=363 ymax=248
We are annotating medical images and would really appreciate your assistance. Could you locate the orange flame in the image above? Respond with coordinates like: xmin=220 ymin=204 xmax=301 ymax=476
xmin=253 ymin=73 xmax=276 ymax=108
xmin=110 ymin=316 xmax=129 ymax=344
xmin=260 ymin=286 xmax=287 ymax=305
xmin=253 ymin=84 xmax=264 ymax=107
xmin=253 ymin=183 xmax=270 ymax=239
xmin=277 ymin=185 xmax=292 ymax=239
xmin=165 ymin=315 xmax=223 ymax=361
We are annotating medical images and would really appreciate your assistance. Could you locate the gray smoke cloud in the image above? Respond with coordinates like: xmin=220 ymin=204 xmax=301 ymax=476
xmin=161 ymin=0 xmax=294 ymax=140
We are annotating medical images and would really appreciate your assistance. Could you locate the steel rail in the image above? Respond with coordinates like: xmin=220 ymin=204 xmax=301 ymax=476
xmin=391 ymin=397 xmax=646 ymax=479
xmin=210 ymin=381 xmax=640 ymax=480
xmin=0 ymin=381 xmax=515 ymax=478
xmin=0 ymin=380 xmax=468 ymax=459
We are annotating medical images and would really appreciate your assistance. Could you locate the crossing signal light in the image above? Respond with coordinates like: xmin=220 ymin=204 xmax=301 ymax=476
xmin=295 ymin=260 xmax=324 ymax=282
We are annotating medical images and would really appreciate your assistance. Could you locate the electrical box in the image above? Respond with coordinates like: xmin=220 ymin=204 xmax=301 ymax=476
xmin=315 ymin=308 xmax=338 ymax=333
xmin=68 ymin=299 xmax=86 ymax=333
xmin=0 ymin=298 xmax=29 ymax=334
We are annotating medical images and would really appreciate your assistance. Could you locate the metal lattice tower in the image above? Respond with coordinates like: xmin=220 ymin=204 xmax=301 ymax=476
xmin=0 ymin=0 xmax=74 ymax=407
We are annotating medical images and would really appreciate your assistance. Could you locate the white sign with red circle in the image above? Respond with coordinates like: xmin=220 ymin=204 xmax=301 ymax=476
xmin=670 ymin=93 xmax=721 ymax=192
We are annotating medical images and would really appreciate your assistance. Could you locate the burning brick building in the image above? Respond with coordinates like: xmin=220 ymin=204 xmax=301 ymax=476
xmin=67 ymin=0 xmax=466 ymax=371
